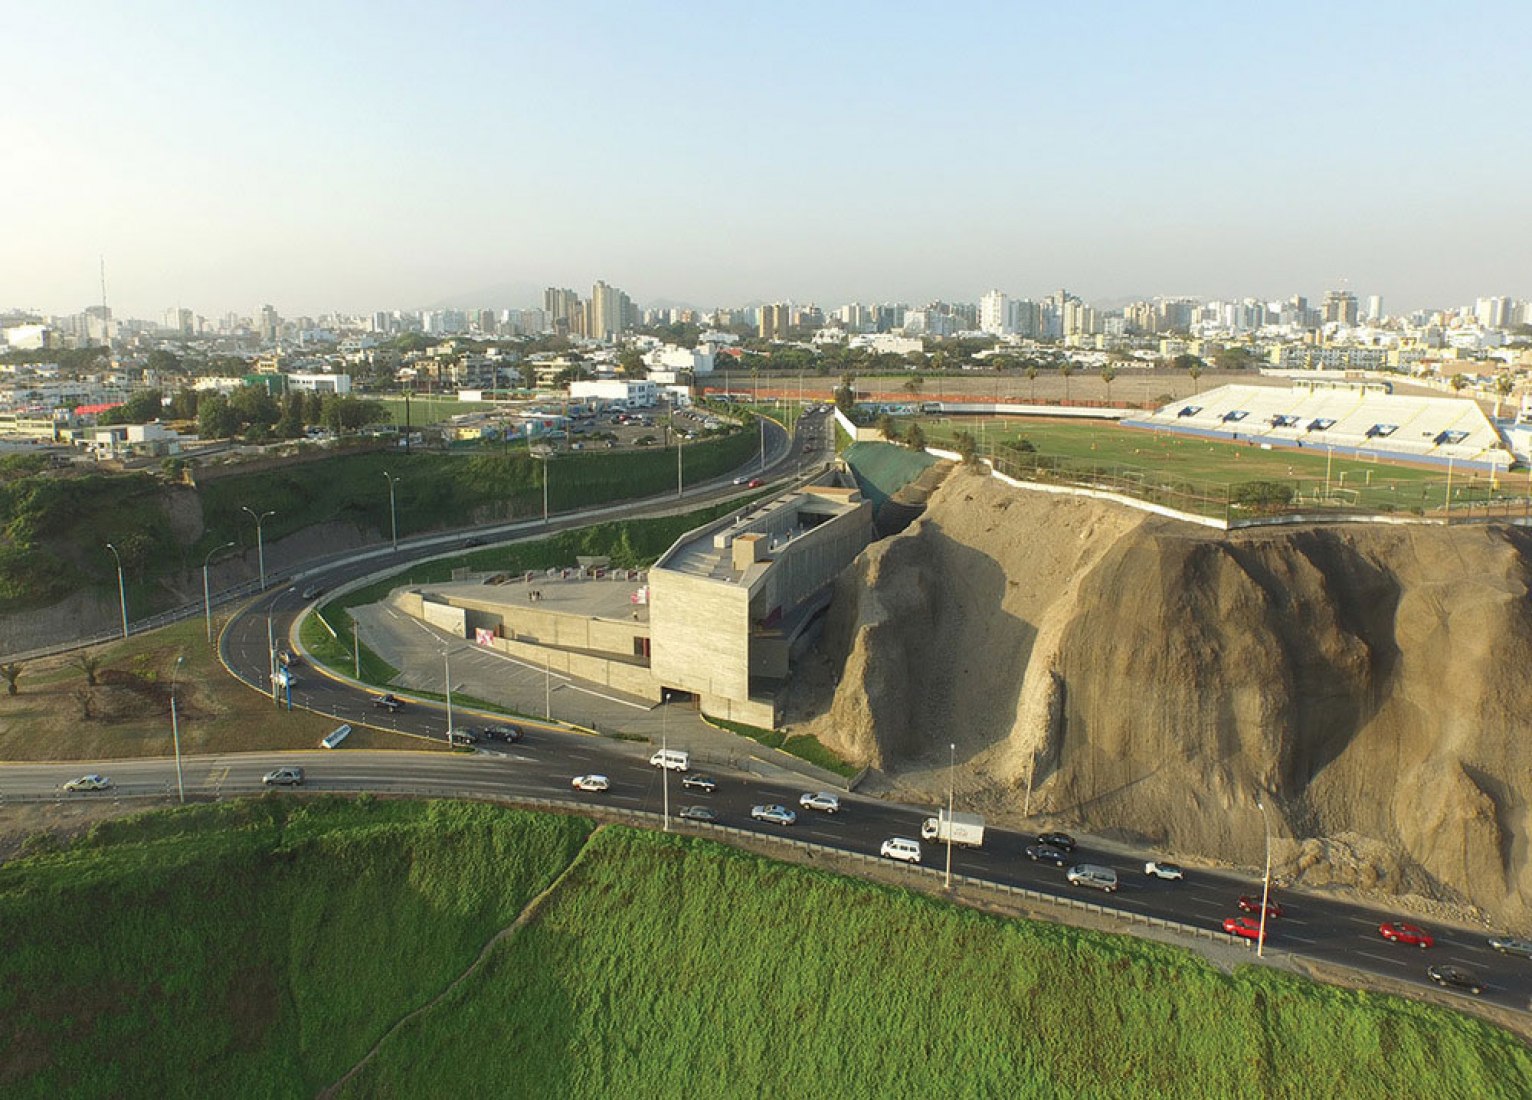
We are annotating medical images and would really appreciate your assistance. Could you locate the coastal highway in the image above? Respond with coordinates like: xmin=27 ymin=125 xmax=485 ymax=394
xmin=5 ymin=747 xmax=1529 ymax=1020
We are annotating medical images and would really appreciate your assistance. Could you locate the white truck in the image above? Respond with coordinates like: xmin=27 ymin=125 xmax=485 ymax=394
xmin=920 ymin=809 xmax=985 ymax=848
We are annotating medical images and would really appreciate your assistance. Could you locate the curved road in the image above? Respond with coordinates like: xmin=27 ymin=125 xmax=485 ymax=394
xmin=10 ymin=407 xmax=1530 ymax=1024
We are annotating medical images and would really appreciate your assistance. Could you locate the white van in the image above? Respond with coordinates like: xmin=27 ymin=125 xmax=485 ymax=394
xmin=649 ymin=748 xmax=690 ymax=772
xmin=1066 ymin=864 xmax=1119 ymax=893
xmin=880 ymin=837 xmax=922 ymax=864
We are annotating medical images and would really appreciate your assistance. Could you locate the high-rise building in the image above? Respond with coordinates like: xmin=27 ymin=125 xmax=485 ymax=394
xmin=979 ymin=289 xmax=1011 ymax=336
xmin=1322 ymin=290 xmax=1358 ymax=326
xmin=1365 ymin=295 xmax=1384 ymax=323
xmin=258 ymin=304 xmax=280 ymax=343
xmin=543 ymin=288 xmax=582 ymax=335
xmin=758 ymin=303 xmax=790 ymax=341
xmin=588 ymin=280 xmax=633 ymax=342
xmin=1475 ymin=296 xmax=1512 ymax=329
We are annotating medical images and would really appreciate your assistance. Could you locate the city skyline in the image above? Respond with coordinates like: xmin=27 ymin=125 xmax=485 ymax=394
xmin=4 ymin=1 xmax=1530 ymax=319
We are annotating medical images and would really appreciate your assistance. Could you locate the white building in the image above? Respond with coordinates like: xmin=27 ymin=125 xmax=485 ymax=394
xmin=979 ymin=290 xmax=1011 ymax=336
xmin=644 ymin=344 xmax=715 ymax=375
xmin=287 ymin=372 xmax=353 ymax=395
xmin=848 ymin=333 xmax=922 ymax=356
xmin=2 ymin=324 xmax=50 ymax=350
xmin=570 ymin=379 xmax=658 ymax=407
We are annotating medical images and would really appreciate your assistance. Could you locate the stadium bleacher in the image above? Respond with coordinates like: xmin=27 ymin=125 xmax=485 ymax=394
xmin=1122 ymin=383 xmax=1511 ymax=470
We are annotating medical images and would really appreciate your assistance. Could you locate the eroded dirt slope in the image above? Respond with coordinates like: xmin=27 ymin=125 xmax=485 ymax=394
xmin=797 ymin=466 xmax=1532 ymax=928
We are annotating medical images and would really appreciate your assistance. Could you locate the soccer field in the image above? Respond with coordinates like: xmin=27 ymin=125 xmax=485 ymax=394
xmin=919 ymin=416 xmax=1527 ymax=519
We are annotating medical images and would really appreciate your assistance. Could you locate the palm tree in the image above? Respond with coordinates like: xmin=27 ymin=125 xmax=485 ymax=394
xmin=1100 ymin=365 xmax=1117 ymax=405
xmin=1060 ymin=363 xmax=1075 ymax=403
xmin=1189 ymin=364 xmax=1203 ymax=394
xmin=0 ymin=662 xmax=20 ymax=696
xmin=1026 ymin=365 xmax=1039 ymax=401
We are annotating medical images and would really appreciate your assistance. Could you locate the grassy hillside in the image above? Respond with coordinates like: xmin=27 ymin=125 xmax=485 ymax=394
xmin=0 ymin=429 xmax=756 ymax=616
xmin=3 ymin=800 xmax=1525 ymax=1098
xmin=342 ymin=826 xmax=1532 ymax=1099
xmin=0 ymin=798 xmax=593 ymax=1098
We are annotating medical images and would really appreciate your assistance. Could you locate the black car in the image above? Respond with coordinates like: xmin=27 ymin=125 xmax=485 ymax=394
xmin=447 ymin=727 xmax=480 ymax=746
xmin=1037 ymin=832 xmax=1077 ymax=852
xmin=679 ymin=805 xmax=718 ymax=823
xmin=1427 ymin=966 xmax=1485 ymax=995
xmin=681 ymin=774 xmax=717 ymax=793
xmin=482 ymin=723 xmax=524 ymax=743
xmin=372 ymin=693 xmax=405 ymax=713
xmin=462 ymin=536 xmax=485 ymax=549
xmin=1025 ymin=844 xmax=1070 ymax=866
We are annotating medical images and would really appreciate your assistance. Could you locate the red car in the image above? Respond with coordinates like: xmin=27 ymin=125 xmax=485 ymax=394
xmin=1223 ymin=916 xmax=1267 ymax=943
xmin=747 ymin=478 xmax=763 ymax=488
xmin=1237 ymin=895 xmax=1283 ymax=919
xmin=1378 ymin=921 xmax=1434 ymax=948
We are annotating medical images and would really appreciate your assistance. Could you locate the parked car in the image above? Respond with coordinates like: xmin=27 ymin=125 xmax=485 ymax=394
xmin=372 ymin=693 xmax=405 ymax=712
xmin=1223 ymin=916 xmax=1267 ymax=943
xmin=1025 ymin=844 xmax=1070 ymax=866
xmin=63 ymin=774 xmax=112 ymax=792
xmin=1427 ymin=965 xmax=1485 ymax=995
xmin=751 ymin=804 xmax=797 ymax=826
xmin=1037 ymin=831 xmax=1076 ymax=851
xmin=1238 ymin=895 xmax=1283 ymax=919
xmin=1145 ymin=860 xmax=1184 ymax=880
xmin=262 ymin=767 xmax=304 ymax=787
xmin=571 ymin=775 xmax=610 ymax=792
xmin=482 ymin=724 xmax=524 ymax=743
xmin=1488 ymin=935 xmax=1532 ymax=958
xmin=1378 ymin=921 xmax=1434 ymax=948
xmin=679 ymin=805 xmax=718 ymax=823
xmin=880 ymin=837 xmax=923 ymax=864
xmin=681 ymin=774 xmax=717 ymax=793
xmin=798 ymin=791 xmax=841 ymax=813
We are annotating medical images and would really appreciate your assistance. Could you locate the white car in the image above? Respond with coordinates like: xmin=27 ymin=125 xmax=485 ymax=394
xmin=799 ymin=791 xmax=841 ymax=813
xmin=1145 ymin=860 xmax=1184 ymax=881
xmin=880 ymin=837 xmax=922 ymax=864
xmin=63 ymin=774 xmax=112 ymax=792
xmin=571 ymin=774 xmax=610 ymax=792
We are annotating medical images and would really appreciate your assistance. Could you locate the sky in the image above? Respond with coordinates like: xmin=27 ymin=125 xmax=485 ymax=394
xmin=3 ymin=0 xmax=1530 ymax=320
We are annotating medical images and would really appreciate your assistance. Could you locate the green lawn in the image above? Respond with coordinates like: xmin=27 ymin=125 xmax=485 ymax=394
xmin=377 ymin=394 xmax=496 ymax=424
xmin=3 ymin=802 xmax=1526 ymax=1098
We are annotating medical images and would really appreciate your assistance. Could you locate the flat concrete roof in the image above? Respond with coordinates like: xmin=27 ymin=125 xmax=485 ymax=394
xmin=658 ymin=484 xmax=860 ymax=586
xmin=420 ymin=572 xmax=650 ymax=623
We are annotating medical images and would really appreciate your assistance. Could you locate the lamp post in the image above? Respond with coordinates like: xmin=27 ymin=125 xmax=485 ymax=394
xmin=944 ymin=742 xmax=956 ymax=890
xmin=203 ymin=541 xmax=236 ymax=644
xmin=384 ymin=471 xmax=400 ymax=551
xmin=170 ymin=655 xmax=186 ymax=803
xmin=105 ymin=542 xmax=128 ymax=639
xmin=443 ymin=647 xmax=454 ymax=742
xmin=241 ymin=506 xmax=275 ymax=590
xmin=676 ymin=429 xmax=684 ymax=497
xmin=1256 ymin=795 xmax=1274 ymax=959
xmin=661 ymin=691 xmax=670 ymax=832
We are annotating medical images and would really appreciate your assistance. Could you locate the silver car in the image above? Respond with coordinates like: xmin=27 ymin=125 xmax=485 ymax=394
xmin=751 ymin=804 xmax=797 ymax=826
xmin=262 ymin=767 xmax=304 ymax=787
xmin=1488 ymin=935 xmax=1532 ymax=959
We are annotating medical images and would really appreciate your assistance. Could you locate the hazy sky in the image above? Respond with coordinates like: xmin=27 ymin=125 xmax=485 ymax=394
xmin=4 ymin=1 xmax=1529 ymax=319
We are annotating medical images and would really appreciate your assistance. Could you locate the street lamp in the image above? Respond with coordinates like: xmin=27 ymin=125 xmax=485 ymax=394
xmin=661 ymin=691 xmax=670 ymax=832
xmin=203 ymin=541 xmax=236 ymax=644
xmin=944 ymin=742 xmax=956 ymax=890
xmin=241 ymin=507 xmax=276 ymax=590
xmin=1256 ymin=795 xmax=1274 ymax=959
xmin=384 ymin=471 xmax=401 ymax=551
xmin=105 ymin=542 xmax=128 ymax=640
xmin=170 ymin=655 xmax=186 ymax=803
xmin=443 ymin=647 xmax=455 ymax=742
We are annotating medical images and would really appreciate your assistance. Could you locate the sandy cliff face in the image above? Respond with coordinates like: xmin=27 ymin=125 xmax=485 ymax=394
xmin=802 ymin=467 xmax=1532 ymax=927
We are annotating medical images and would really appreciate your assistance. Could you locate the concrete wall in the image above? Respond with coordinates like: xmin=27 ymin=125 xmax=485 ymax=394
xmin=445 ymin=593 xmax=648 ymax=659
xmin=700 ymin=691 xmax=777 ymax=728
xmin=748 ymin=500 xmax=873 ymax=623
xmin=649 ymin=567 xmax=752 ymax=700
xmin=491 ymin=636 xmax=660 ymax=701
xmin=419 ymin=597 xmax=467 ymax=637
